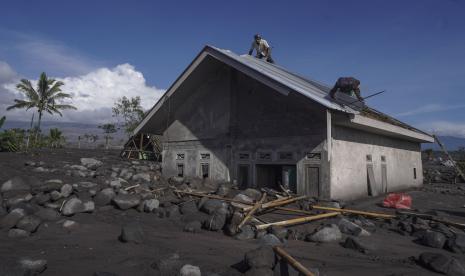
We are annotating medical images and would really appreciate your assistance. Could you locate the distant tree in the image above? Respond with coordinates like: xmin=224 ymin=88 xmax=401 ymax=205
xmin=49 ymin=128 xmax=65 ymax=148
xmin=83 ymin=133 xmax=99 ymax=146
xmin=0 ymin=116 xmax=5 ymax=129
xmin=112 ymin=96 xmax=144 ymax=137
xmin=7 ymin=72 xmax=77 ymax=134
xmin=98 ymin=123 xmax=118 ymax=149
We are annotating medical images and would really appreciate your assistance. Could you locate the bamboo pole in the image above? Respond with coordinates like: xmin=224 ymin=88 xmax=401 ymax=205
xmin=174 ymin=190 xmax=255 ymax=206
xmin=255 ymin=212 xmax=340 ymax=230
xmin=238 ymin=193 xmax=267 ymax=229
xmin=312 ymin=205 xmax=395 ymax=219
xmin=275 ymin=207 xmax=318 ymax=216
xmin=243 ymin=195 xmax=308 ymax=212
xmin=274 ymin=246 xmax=315 ymax=276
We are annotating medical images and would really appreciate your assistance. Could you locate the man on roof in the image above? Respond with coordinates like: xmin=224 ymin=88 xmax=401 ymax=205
xmin=329 ymin=77 xmax=364 ymax=102
xmin=248 ymin=34 xmax=274 ymax=63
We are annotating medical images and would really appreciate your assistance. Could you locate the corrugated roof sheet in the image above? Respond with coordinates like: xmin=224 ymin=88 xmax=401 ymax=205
xmin=209 ymin=46 xmax=356 ymax=113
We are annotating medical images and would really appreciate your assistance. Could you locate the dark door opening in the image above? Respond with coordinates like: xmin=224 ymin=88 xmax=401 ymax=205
xmin=238 ymin=164 xmax=250 ymax=189
xmin=256 ymin=164 xmax=297 ymax=192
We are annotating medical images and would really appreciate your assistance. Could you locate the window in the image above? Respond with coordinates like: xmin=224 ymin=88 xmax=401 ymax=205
xmin=257 ymin=152 xmax=272 ymax=160
xmin=201 ymin=163 xmax=210 ymax=178
xmin=278 ymin=152 xmax=293 ymax=160
xmin=413 ymin=168 xmax=417 ymax=179
xmin=177 ymin=163 xmax=184 ymax=177
xmin=366 ymin=154 xmax=372 ymax=162
xmin=304 ymin=152 xmax=321 ymax=160
xmin=200 ymin=153 xmax=210 ymax=160
xmin=381 ymin=156 xmax=386 ymax=162
xmin=176 ymin=153 xmax=185 ymax=160
xmin=238 ymin=153 xmax=250 ymax=160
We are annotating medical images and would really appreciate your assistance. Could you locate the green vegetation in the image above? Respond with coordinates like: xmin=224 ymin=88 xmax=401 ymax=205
xmin=48 ymin=128 xmax=66 ymax=148
xmin=112 ymin=96 xmax=144 ymax=137
xmin=99 ymin=123 xmax=118 ymax=149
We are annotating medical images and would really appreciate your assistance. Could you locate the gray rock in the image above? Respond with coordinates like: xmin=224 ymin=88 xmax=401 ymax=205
xmin=80 ymin=158 xmax=103 ymax=170
xmin=35 ymin=208 xmax=60 ymax=221
xmin=1 ymin=177 xmax=30 ymax=192
xmin=242 ymin=188 xmax=262 ymax=201
xmin=235 ymin=225 xmax=256 ymax=240
xmin=165 ymin=205 xmax=181 ymax=218
xmin=307 ymin=224 xmax=342 ymax=243
xmin=0 ymin=208 xmax=26 ymax=229
xmin=447 ymin=233 xmax=465 ymax=253
xmin=33 ymin=167 xmax=48 ymax=173
xmin=420 ymin=231 xmax=447 ymax=248
xmin=16 ymin=215 xmax=41 ymax=232
xmin=419 ymin=252 xmax=465 ymax=275
xmin=119 ymin=223 xmax=144 ymax=244
xmin=151 ymin=253 xmax=182 ymax=275
xmin=216 ymin=184 xmax=231 ymax=196
xmin=180 ymin=264 xmax=201 ymax=276
xmin=132 ymin=173 xmax=151 ymax=183
xmin=143 ymin=199 xmax=159 ymax=212
xmin=245 ymin=246 xmax=276 ymax=269
xmin=75 ymin=181 xmax=98 ymax=191
xmin=245 ymin=267 xmax=274 ymax=276
xmin=83 ymin=201 xmax=95 ymax=212
xmin=8 ymin=228 xmax=30 ymax=238
xmin=269 ymin=226 xmax=288 ymax=240
xmin=60 ymin=184 xmax=73 ymax=198
xmin=94 ymin=188 xmax=116 ymax=206
xmin=342 ymin=237 xmax=374 ymax=254
xmin=259 ymin=234 xmax=283 ymax=247
xmin=200 ymin=199 xmax=228 ymax=215
xmin=5 ymin=193 xmax=33 ymax=207
xmin=203 ymin=207 xmax=227 ymax=231
xmin=231 ymin=194 xmax=254 ymax=209
xmin=70 ymin=165 xmax=88 ymax=171
xmin=50 ymin=190 xmax=62 ymax=201
xmin=113 ymin=194 xmax=141 ymax=210
xmin=338 ymin=218 xmax=370 ymax=236
xmin=34 ymin=193 xmax=51 ymax=205
xmin=63 ymin=220 xmax=79 ymax=231
xmin=184 ymin=221 xmax=202 ymax=233
xmin=62 ymin=198 xmax=85 ymax=216
xmin=19 ymin=258 xmax=47 ymax=275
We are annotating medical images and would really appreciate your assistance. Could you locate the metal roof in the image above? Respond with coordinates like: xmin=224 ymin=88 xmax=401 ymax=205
xmin=208 ymin=46 xmax=356 ymax=114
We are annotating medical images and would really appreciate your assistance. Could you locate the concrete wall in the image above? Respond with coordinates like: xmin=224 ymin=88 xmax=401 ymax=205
xmin=330 ymin=125 xmax=423 ymax=200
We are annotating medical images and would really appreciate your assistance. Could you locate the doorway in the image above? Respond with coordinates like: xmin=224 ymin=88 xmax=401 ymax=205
xmin=304 ymin=165 xmax=320 ymax=197
xmin=255 ymin=164 xmax=297 ymax=192
xmin=237 ymin=164 xmax=250 ymax=189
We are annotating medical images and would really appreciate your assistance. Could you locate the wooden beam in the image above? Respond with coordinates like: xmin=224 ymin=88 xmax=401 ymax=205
xmin=243 ymin=195 xmax=307 ymax=212
xmin=274 ymin=246 xmax=315 ymax=276
xmin=238 ymin=193 xmax=267 ymax=230
xmin=255 ymin=212 xmax=340 ymax=230
xmin=312 ymin=206 xmax=395 ymax=219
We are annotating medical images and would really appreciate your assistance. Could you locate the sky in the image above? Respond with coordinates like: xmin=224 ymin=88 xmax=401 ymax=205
xmin=0 ymin=0 xmax=464 ymax=137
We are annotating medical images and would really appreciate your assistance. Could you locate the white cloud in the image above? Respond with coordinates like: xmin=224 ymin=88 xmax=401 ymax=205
xmin=418 ymin=121 xmax=465 ymax=138
xmin=397 ymin=103 xmax=465 ymax=117
xmin=2 ymin=63 xmax=165 ymax=125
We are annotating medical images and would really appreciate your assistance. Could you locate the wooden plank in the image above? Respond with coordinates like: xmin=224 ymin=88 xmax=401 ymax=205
xmin=274 ymin=246 xmax=315 ymax=276
xmin=255 ymin=212 xmax=340 ymax=230
xmin=312 ymin=206 xmax=395 ymax=219
xmin=237 ymin=193 xmax=267 ymax=229
xmin=243 ymin=195 xmax=307 ymax=212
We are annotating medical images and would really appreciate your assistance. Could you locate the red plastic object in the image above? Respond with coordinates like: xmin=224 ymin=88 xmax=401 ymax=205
xmin=382 ymin=193 xmax=412 ymax=209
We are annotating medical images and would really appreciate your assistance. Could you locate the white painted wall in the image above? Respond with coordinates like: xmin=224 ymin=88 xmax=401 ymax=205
xmin=330 ymin=125 xmax=423 ymax=200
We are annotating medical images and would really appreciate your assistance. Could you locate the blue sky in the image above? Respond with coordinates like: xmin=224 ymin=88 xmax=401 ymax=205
xmin=0 ymin=0 xmax=464 ymax=137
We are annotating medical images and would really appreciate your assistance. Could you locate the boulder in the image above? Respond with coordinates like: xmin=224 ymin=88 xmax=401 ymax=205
xmin=419 ymin=252 xmax=465 ymax=275
xmin=34 ymin=193 xmax=51 ymax=205
xmin=62 ymin=198 xmax=85 ymax=216
xmin=5 ymin=193 xmax=33 ymax=208
xmin=447 ymin=233 xmax=465 ymax=253
xmin=242 ymin=188 xmax=262 ymax=201
xmin=1 ymin=177 xmax=30 ymax=192
xmin=94 ymin=188 xmax=116 ymax=206
xmin=83 ymin=201 xmax=95 ymax=212
xmin=165 ymin=205 xmax=181 ymax=218
xmin=269 ymin=226 xmax=288 ymax=240
xmin=245 ymin=246 xmax=276 ymax=269
xmin=231 ymin=194 xmax=254 ymax=209
xmin=132 ymin=173 xmax=151 ymax=183
xmin=110 ymin=178 xmax=127 ymax=189
xmin=19 ymin=258 xmax=47 ymax=275
xmin=50 ymin=190 xmax=62 ymax=201
xmin=216 ymin=184 xmax=231 ymax=196
xmin=80 ymin=158 xmax=103 ymax=170
xmin=35 ymin=208 xmax=60 ymax=221
xmin=113 ymin=194 xmax=141 ymax=210
xmin=16 ymin=215 xmax=41 ymax=232
xmin=258 ymin=234 xmax=283 ymax=247
xmin=143 ymin=199 xmax=160 ymax=212
xmin=35 ymin=179 xmax=63 ymax=193
xmin=235 ymin=225 xmax=256 ymax=241
xmin=151 ymin=253 xmax=182 ymax=275
xmin=60 ymin=184 xmax=73 ymax=198
xmin=119 ymin=223 xmax=144 ymax=244
xmin=245 ymin=267 xmax=274 ymax=276
xmin=63 ymin=220 xmax=79 ymax=231
xmin=307 ymin=224 xmax=342 ymax=243
xmin=338 ymin=218 xmax=370 ymax=237
xmin=203 ymin=207 xmax=228 ymax=231
xmin=420 ymin=231 xmax=447 ymax=249
xmin=180 ymin=200 xmax=198 ymax=215
xmin=200 ymin=199 xmax=228 ymax=215
xmin=180 ymin=264 xmax=201 ymax=276
xmin=0 ymin=208 xmax=26 ymax=229
xmin=8 ymin=228 xmax=30 ymax=238
xmin=70 ymin=165 xmax=87 ymax=171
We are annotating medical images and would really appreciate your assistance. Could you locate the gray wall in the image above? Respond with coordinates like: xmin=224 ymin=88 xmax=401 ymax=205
xmin=330 ymin=125 xmax=423 ymax=200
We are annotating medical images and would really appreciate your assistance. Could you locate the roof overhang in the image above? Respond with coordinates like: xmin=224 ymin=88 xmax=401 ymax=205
xmin=335 ymin=113 xmax=434 ymax=143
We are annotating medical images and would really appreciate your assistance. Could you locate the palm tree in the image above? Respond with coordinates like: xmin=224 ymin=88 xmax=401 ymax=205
xmin=49 ymin=128 xmax=65 ymax=148
xmin=0 ymin=116 xmax=5 ymax=129
xmin=7 ymin=72 xmax=77 ymax=133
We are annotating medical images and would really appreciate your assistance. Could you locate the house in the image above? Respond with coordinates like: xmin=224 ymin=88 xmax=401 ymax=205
xmin=132 ymin=46 xmax=434 ymax=200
